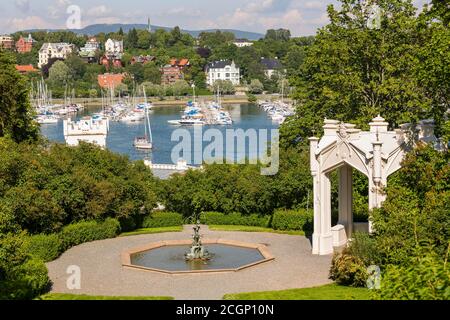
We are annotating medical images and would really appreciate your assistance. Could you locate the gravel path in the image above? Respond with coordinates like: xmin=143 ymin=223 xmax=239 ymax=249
xmin=47 ymin=226 xmax=333 ymax=300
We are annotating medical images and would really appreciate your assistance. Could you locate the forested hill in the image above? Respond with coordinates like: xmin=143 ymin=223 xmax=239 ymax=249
xmin=22 ymin=24 xmax=265 ymax=40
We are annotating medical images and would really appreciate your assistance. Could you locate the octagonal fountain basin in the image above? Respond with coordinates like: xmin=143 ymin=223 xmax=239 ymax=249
xmin=122 ymin=239 xmax=274 ymax=274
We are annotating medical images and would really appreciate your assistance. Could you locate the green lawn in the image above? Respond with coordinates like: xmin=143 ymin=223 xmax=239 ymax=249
xmin=120 ymin=226 xmax=183 ymax=237
xmin=37 ymin=294 xmax=174 ymax=300
xmin=223 ymin=284 xmax=372 ymax=300
xmin=209 ymin=225 xmax=305 ymax=236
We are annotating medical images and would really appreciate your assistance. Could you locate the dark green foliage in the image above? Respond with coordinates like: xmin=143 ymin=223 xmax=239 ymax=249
xmin=59 ymin=219 xmax=121 ymax=252
xmin=372 ymin=144 xmax=449 ymax=265
xmin=200 ymin=212 xmax=271 ymax=228
xmin=0 ymin=233 xmax=50 ymax=300
xmin=0 ymin=140 xmax=158 ymax=235
xmin=142 ymin=212 xmax=184 ymax=228
xmin=375 ymin=248 xmax=450 ymax=300
xmin=24 ymin=234 xmax=61 ymax=263
xmin=0 ymin=52 xmax=39 ymax=143
xmin=271 ymin=209 xmax=313 ymax=232
xmin=329 ymin=233 xmax=378 ymax=287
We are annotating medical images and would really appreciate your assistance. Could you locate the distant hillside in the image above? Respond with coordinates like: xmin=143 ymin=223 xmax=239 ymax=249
xmin=22 ymin=24 xmax=264 ymax=40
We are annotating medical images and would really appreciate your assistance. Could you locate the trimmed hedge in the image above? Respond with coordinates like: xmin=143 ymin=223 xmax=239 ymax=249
xmin=25 ymin=234 xmax=61 ymax=263
xmin=271 ymin=209 xmax=313 ymax=231
xmin=200 ymin=212 xmax=271 ymax=228
xmin=142 ymin=212 xmax=184 ymax=228
xmin=59 ymin=218 xmax=121 ymax=252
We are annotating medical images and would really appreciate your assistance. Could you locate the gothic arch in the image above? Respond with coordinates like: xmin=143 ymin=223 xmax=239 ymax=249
xmin=309 ymin=117 xmax=438 ymax=255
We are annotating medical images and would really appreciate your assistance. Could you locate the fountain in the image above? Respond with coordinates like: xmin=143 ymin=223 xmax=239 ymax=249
xmin=122 ymin=215 xmax=275 ymax=274
xmin=185 ymin=220 xmax=212 ymax=261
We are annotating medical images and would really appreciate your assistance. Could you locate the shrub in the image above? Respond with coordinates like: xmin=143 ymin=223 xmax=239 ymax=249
xmin=142 ymin=212 xmax=184 ymax=228
xmin=25 ymin=234 xmax=62 ymax=263
xmin=328 ymin=233 xmax=379 ymax=288
xmin=329 ymin=248 xmax=368 ymax=287
xmin=59 ymin=218 xmax=121 ymax=252
xmin=200 ymin=212 xmax=271 ymax=228
xmin=271 ymin=209 xmax=313 ymax=231
xmin=375 ymin=249 xmax=450 ymax=300
xmin=0 ymin=233 xmax=50 ymax=300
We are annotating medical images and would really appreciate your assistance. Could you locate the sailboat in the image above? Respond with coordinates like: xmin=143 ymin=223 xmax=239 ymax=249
xmin=134 ymin=87 xmax=153 ymax=150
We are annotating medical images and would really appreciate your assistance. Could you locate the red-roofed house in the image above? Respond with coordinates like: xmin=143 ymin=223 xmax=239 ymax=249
xmin=16 ymin=34 xmax=36 ymax=53
xmin=98 ymin=73 xmax=125 ymax=89
xmin=161 ymin=58 xmax=190 ymax=85
xmin=15 ymin=65 xmax=39 ymax=74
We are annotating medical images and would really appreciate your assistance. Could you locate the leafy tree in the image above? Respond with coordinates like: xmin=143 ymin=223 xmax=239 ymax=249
xmin=143 ymin=62 xmax=162 ymax=84
xmin=48 ymin=61 xmax=71 ymax=86
xmin=171 ymin=80 xmax=190 ymax=97
xmin=265 ymin=29 xmax=291 ymax=41
xmin=126 ymin=28 xmax=138 ymax=49
xmin=248 ymin=79 xmax=264 ymax=94
xmin=212 ymin=80 xmax=235 ymax=95
xmin=64 ymin=54 xmax=86 ymax=81
xmin=0 ymin=52 xmax=39 ymax=143
xmin=0 ymin=232 xmax=50 ymax=300
xmin=282 ymin=0 xmax=431 ymax=147
xmin=375 ymin=247 xmax=450 ymax=300
xmin=372 ymin=143 xmax=449 ymax=265
xmin=137 ymin=30 xmax=151 ymax=49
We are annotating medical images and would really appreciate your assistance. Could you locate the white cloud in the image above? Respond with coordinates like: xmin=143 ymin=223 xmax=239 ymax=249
xmin=5 ymin=15 xmax=55 ymax=31
xmin=15 ymin=0 xmax=30 ymax=12
xmin=86 ymin=5 xmax=112 ymax=18
xmin=48 ymin=0 xmax=72 ymax=19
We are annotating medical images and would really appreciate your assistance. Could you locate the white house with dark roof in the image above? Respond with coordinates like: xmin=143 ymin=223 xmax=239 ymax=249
xmin=261 ymin=57 xmax=285 ymax=78
xmin=38 ymin=43 xmax=76 ymax=68
xmin=105 ymin=38 xmax=123 ymax=59
xmin=233 ymin=39 xmax=253 ymax=47
xmin=205 ymin=60 xmax=240 ymax=86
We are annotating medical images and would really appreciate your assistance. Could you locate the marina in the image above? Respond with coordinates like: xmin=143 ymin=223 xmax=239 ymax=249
xmin=39 ymin=103 xmax=279 ymax=164
xmin=258 ymin=100 xmax=295 ymax=124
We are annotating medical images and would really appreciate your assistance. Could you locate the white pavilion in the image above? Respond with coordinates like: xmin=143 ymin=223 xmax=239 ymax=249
xmin=309 ymin=116 xmax=438 ymax=255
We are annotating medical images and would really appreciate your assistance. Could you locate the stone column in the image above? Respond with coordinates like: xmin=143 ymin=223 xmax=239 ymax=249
xmin=338 ymin=165 xmax=353 ymax=238
xmin=309 ymin=137 xmax=321 ymax=255
xmin=319 ymin=172 xmax=333 ymax=255
xmin=368 ymin=140 xmax=386 ymax=233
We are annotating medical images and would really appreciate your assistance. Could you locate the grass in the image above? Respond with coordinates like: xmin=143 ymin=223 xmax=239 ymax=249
xmin=120 ymin=226 xmax=183 ymax=237
xmin=223 ymin=284 xmax=371 ymax=300
xmin=37 ymin=294 xmax=173 ymax=300
xmin=209 ymin=225 xmax=306 ymax=236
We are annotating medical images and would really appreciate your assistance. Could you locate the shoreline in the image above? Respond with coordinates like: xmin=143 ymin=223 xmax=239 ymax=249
xmin=48 ymin=95 xmax=292 ymax=107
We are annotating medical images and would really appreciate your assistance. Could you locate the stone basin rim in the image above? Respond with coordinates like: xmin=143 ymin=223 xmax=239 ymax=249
xmin=121 ymin=238 xmax=275 ymax=275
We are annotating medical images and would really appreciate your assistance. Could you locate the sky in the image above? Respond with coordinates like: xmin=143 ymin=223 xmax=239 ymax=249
xmin=0 ymin=0 xmax=430 ymax=36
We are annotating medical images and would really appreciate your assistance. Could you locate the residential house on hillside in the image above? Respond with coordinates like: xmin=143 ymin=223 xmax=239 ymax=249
xmin=205 ymin=60 xmax=240 ymax=86
xmin=15 ymin=65 xmax=39 ymax=74
xmin=80 ymin=37 xmax=100 ymax=63
xmin=38 ymin=43 xmax=76 ymax=68
xmin=233 ymin=39 xmax=253 ymax=47
xmin=98 ymin=73 xmax=125 ymax=89
xmin=15 ymin=34 xmax=36 ymax=53
xmin=100 ymin=55 xmax=123 ymax=68
xmin=131 ymin=55 xmax=156 ymax=65
xmin=105 ymin=39 xmax=123 ymax=59
xmin=260 ymin=57 xmax=285 ymax=78
xmin=0 ymin=35 xmax=14 ymax=49
xmin=161 ymin=59 xmax=190 ymax=85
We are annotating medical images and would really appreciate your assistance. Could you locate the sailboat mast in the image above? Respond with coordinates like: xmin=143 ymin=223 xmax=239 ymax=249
xmin=143 ymin=86 xmax=152 ymax=143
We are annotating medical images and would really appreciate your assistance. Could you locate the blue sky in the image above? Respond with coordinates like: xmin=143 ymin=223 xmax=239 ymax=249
xmin=0 ymin=0 xmax=430 ymax=35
